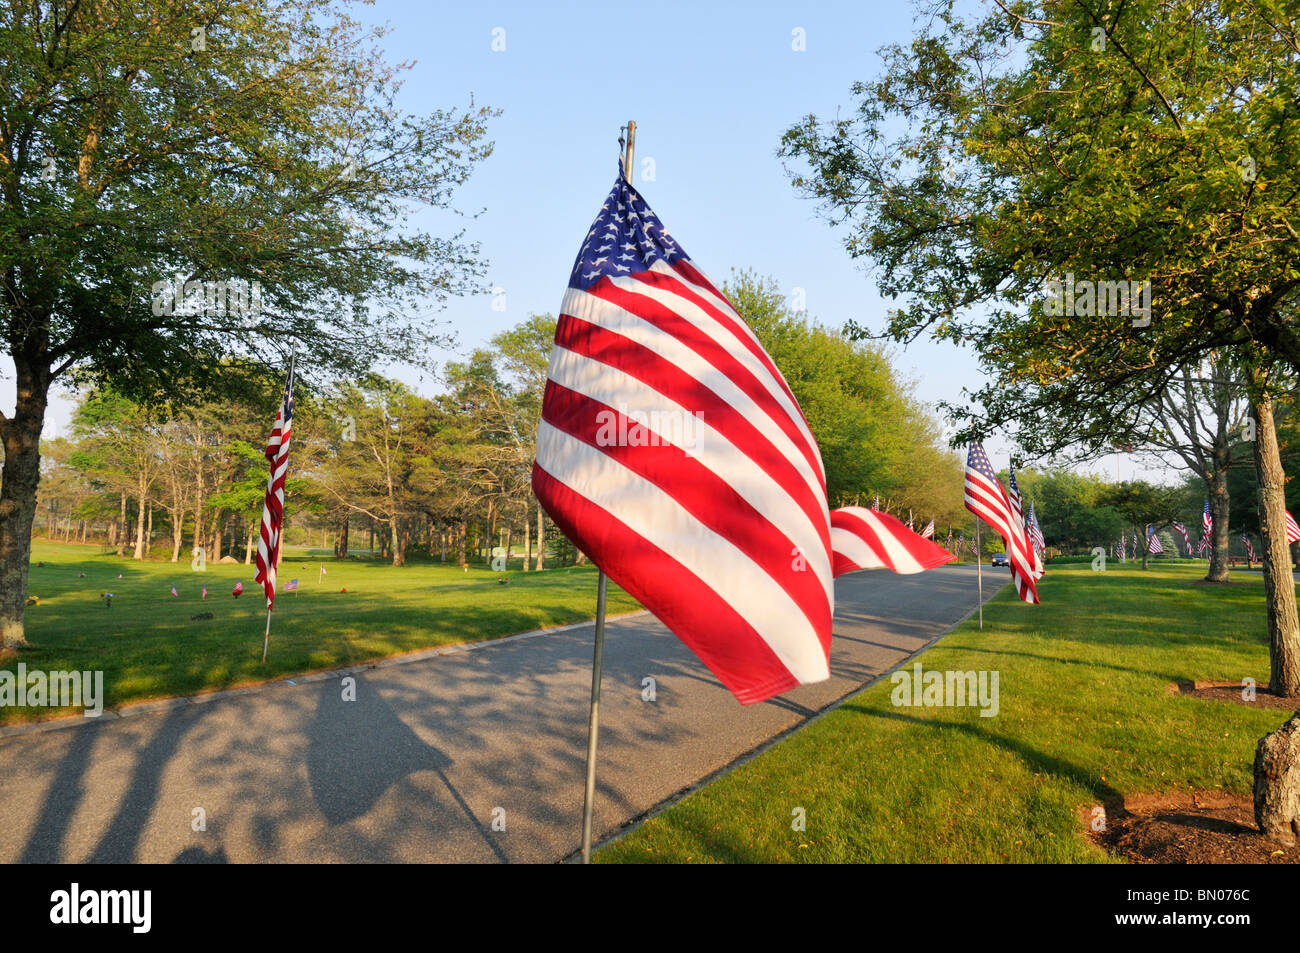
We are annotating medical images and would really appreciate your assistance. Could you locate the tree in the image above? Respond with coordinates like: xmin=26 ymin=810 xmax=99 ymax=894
xmin=779 ymin=0 xmax=1300 ymax=693
xmin=1101 ymin=481 xmax=1190 ymax=569
xmin=0 ymin=0 xmax=495 ymax=647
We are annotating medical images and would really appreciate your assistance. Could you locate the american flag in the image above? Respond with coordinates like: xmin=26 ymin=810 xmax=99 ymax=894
xmin=872 ymin=493 xmax=880 ymax=512
xmin=1202 ymin=500 xmax=1212 ymax=536
xmin=1172 ymin=520 xmax=1192 ymax=556
xmin=830 ymin=508 xmax=956 ymax=575
xmin=920 ymin=518 xmax=935 ymax=539
xmin=1119 ymin=532 xmax=1126 ymax=562
xmin=531 ymin=168 xmax=833 ymax=705
xmin=1198 ymin=533 xmax=1210 ymax=556
xmin=1027 ymin=502 xmax=1046 ymax=552
xmin=1242 ymin=532 xmax=1256 ymax=562
xmin=1287 ymin=510 xmax=1300 ymax=544
xmin=964 ymin=443 xmax=1038 ymax=603
xmin=254 ymin=359 xmax=295 ymax=610
xmin=946 ymin=527 xmax=953 ymax=550
xmin=1147 ymin=526 xmax=1163 ymax=554
xmin=1007 ymin=466 xmax=1043 ymax=579
xmin=1130 ymin=533 xmax=1138 ymax=561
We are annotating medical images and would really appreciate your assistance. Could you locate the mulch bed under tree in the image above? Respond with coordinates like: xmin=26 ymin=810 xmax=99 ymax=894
xmin=1086 ymin=793 xmax=1300 ymax=864
xmin=1170 ymin=679 xmax=1300 ymax=712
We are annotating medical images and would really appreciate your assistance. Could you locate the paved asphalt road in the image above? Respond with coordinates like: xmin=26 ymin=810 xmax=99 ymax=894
xmin=0 ymin=564 xmax=1006 ymax=864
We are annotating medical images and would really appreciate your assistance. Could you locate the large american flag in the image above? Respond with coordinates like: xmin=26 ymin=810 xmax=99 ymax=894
xmin=532 ymin=169 xmax=833 ymax=705
xmin=964 ymin=443 xmax=1038 ymax=603
xmin=254 ymin=359 xmax=295 ymax=610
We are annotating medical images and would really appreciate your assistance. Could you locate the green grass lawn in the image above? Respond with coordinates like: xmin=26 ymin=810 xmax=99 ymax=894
xmin=597 ymin=562 xmax=1297 ymax=863
xmin=5 ymin=540 xmax=637 ymax=723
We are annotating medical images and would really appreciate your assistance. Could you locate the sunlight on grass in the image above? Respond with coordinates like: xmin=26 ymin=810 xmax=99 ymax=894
xmin=4 ymin=541 xmax=637 ymax=722
xmin=597 ymin=562 xmax=1296 ymax=864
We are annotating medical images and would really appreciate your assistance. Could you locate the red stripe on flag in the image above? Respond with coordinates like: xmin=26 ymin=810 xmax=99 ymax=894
xmin=531 ymin=463 xmax=801 ymax=704
xmin=540 ymin=382 xmax=832 ymax=631
xmin=552 ymin=314 xmax=830 ymax=554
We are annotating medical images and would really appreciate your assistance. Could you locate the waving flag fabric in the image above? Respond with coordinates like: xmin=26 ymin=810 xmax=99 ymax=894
xmin=964 ymin=444 xmax=1038 ymax=603
xmin=1006 ymin=466 xmax=1044 ymax=579
xmin=1203 ymin=500 xmax=1213 ymax=536
xmin=1242 ymin=533 xmax=1257 ymax=562
xmin=254 ymin=360 xmax=295 ymax=611
xmin=830 ymin=507 xmax=956 ymax=576
xmin=1147 ymin=526 xmax=1163 ymax=554
xmin=920 ymin=519 xmax=935 ymax=540
xmin=1172 ymin=520 xmax=1192 ymax=556
xmin=1286 ymin=510 xmax=1300 ymax=544
xmin=1027 ymin=503 xmax=1046 ymax=552
xmin=532 ymin=168 xmax=834 ymax=705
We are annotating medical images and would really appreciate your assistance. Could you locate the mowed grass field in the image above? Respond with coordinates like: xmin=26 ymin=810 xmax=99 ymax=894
xmin=598 ymin=562 xmax=1298 ymax=863
xmin=4 ymin=541 xmax=638 ymax=723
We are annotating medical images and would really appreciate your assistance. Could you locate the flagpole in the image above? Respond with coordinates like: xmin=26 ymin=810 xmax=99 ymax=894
xmin=976 ymin=520 xmax=984 ymax=631
xmin=579 ymin=121 xmax=635 ymax=865
xmin=261 ymin=606 xmax=272 ymax=664
xmin=580 ymin=569 xmax=608 ymax=863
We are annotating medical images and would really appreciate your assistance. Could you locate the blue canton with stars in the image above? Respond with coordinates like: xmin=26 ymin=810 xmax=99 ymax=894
xmin=966 ymin=442 xmax=999 ymax=485
xmin=569 ymin=165 xmax=690 ymax=290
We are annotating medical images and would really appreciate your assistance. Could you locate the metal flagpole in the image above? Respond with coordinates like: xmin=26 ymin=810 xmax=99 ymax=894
xmin=579 ymin=121 xmax=635 ymax=864
xmin=580 ymin=570 xmax=608 ymax=863
xmin=976 ymin=520 xmax=984 ymax=631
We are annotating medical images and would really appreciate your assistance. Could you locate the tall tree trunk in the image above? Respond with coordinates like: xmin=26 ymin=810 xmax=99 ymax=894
xmin=244 ymin=522 xmax=255 ymax=565
xmin=523 ymin=509 xmax=531 ymax=572
xmin=503 ymin=526 xmax=512 ymax=570
xmin=338 ymin=516 xmax=349 ymax=559
xmin=171 ymin=507 xmax=184 ymax=562
xmin=536 ymin=508 xmax=545 ymax=571
xmin=457 ymin=520 xmax=467 ymax=569
xmin=0 ymin=361 xmax=49 ymax=649
xmin=212 ymin=512 xmax=223 ymax=562
xmin=133 ymin=478 xmax=147 ymax=560
xmin=115 ymin=491 xmax=127 ymax=557
xmin=1252 ymin=391 xmax=1300 ymax=696
xmin=145 ymin=503 xmax=153 ymax=557
xmin=439 ymin=524 xmax=446 ymax=563
xmin=1205 ymin=441 xmax=1232 ymax=582
xmin=392 ymin=515 xmax=405 ymax=567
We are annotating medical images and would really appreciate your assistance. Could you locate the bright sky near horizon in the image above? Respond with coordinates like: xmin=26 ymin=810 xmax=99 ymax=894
xmin=15 ymin=0 xmax=1160 ymax=482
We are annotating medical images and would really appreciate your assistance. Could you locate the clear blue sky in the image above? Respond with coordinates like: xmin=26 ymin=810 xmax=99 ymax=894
xmin=23 ymin=0 xmax=1156 ymax=480
xmin=364 ymin=0 xmax=992 ymax=444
